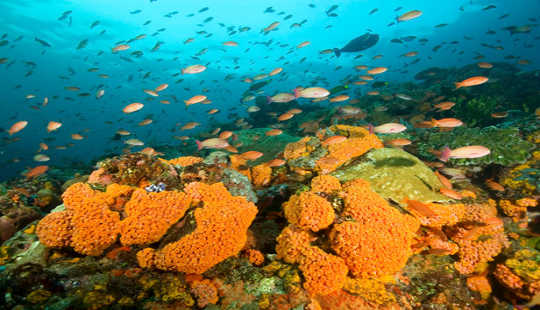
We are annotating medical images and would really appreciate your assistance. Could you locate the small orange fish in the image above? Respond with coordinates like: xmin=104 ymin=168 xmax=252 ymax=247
xmin=181 ymin=122 xmax=199 ymax=130
xmin=8 ymin=121 xmax=28 ymax=135
xmin=266 ymin=159 xmax=286 ymax=167
xmin=219 ymin=131 xmax=233 ymax=139
xmin=367 ymin=67 xmax=387 ymax=75
xmin=322 ymin=136 xmax=347 ymax=146
xmin=47 ymin=121 xmax=62 ymax=132
xmin=477 ymin=62 xmax=493 ymax=69
xmin=434 ymin=170 xmax=452 ymax=189
xmin=367 ymin=91 xmax=380 ymax=96
xmin=386 ymin=138 xmax=412 ymax=147
xmin=224 ymin=145 xmax=238 ymax=153
xmin=404 ymin=199 xmax=438 ymax=218
xmin=265 ymin=129 xmax=283 ymax=136
xmin=25 ymin=165 xmax=48 ymax=178
xmin=359 ymin=75 xmax=374 ymax=81
xmin=112 ymin=44 xmax=130 ymax=52
xmin=278 ymin=113 xmax=294 ymax=121
xmin=485 ymin=179 xmax=505 ymax=192
xmin=138 ymin=119 xmax=152 ymax=126
xmin=455 ymin=76 xmax=488 ymax=89
xmin=431 ymin=118 xmax=463 ymax=128
xmin=208 ymin=108 xmax=219 ymax=115
xmin=297 ymin=41 xmax=311 ymax=48
xmin=185 ymin=95 xmax=206 ymax=106
xmin=123 ymin=102 xmax=144 ymax=113
xmin=241 ymin=151 xmax=264 ymax=161
xmin=491 ymin=111 xmax=508 ymax=118
xmin=269 ymin=67 xmax=283 ymax=76
xmin=39 ymin=142 xmax=48 ymax=151
xmin=223 ymin=41 xmax=238 ymax=46
xmin=329 ymin=95 xmax=350 ymax=102
xmin=196 ymin=138 xmax=229 ymax=150
xmin=433 ymin=101 xmax=455 ymax=111
xmin=440 ymin=188 xmax=462 ymax=200
xmin=144 ymin=89 xmax=159 ymax=97
xmin=287 ymin=108 xmax=303 ymax=114
xmin=71 ymin=133 xmax=84 ymax=140
xmin=155 ymin=83 xmax=168 ymax=92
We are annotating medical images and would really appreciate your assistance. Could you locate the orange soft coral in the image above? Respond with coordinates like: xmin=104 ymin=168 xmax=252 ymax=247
xmin=330 ymin=179 xmax=417 ymax=278
xmin=36 ymin=211 xmax=73 ymax=248
xmin=164 ymin=156 xmax=203 ymax=167
xmin=284 ymin=137 xmax=314 ymax=160
xmin=251 ymin=163 xmax=272 ymax=187
xmin=404 ymin=199 xmax=466 ymax=227
xmin=451 ymin=217 xmax=510 ymax=274
xmin=310 ymin=175 xmax=342 ymax=194
xmin=299 ymin=247 xmax=348 ymax=296
xmin=141 ymin=182 xmax=257 ymax=274
xmin=119 ymin=189 xmax=191 ymax=245
xmin=276 ymin=225 xmax=315 ymax=264
xmin=315 ymin=128 xmax=383 ymax=174
xmin=284 ymin=192 xmax=335 ymax=232
xmin=499 ymin=199 xmax=527 ymax=222
xmin=244 ymin=249 xmax=265 ymax=266
xmin=190 ymin=279 xmax=219 ymax=308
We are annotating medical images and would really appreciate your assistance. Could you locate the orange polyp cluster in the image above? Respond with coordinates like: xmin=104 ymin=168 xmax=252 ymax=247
xmin=404 ymin=199 xmax=466 ymax=227
xmin=243 ymin=249 xmax=265 ymax=266
xmin=284 ymin=137 xmax=313 ymax=160
xmin=310 ymin=175 xmax=342 ymax=194
xmin=316 ymin=128 xmax=383 ymax=174
xmin=493 ymin=264 xmax=525 ymax=290
xmin=163 ymin=156 xmax=203 ymax=167
xmin=298 ymin=247 xmax=349 ymax=296
xmin=251 ymin=163 xmax=272 ymax=187
xmin=499 ymin=199 xmax=528 ymax=222
xmin=276 ymin=225 xmax=315 ymax=264
xmin=190 ymin=279 xmax=219 ymax=308
xmin=228 ymin=154 xmax=251 ymax=179
xmin=35 ymin=211 xmax=73 ymax=248
xmin=119 ymin=189 xmax=191 ymax=245
xmin=284 ymin=192 xmax=335 ymax=232
xmin=138 ymin=182 xmax=257 ymax=274
xmin=451 ymin=217 xmax=510 ymax=275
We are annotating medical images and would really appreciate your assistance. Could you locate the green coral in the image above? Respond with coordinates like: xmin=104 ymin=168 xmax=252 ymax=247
xmin=331 ymin=147 xmax=450 ymax=206
xmin=235 ymin=128 xmax=300 ymax=165
xmin=417 ymin=126 xmax=535 ymax=166
xmin=451 ymin=96 xmax=500 ymax=127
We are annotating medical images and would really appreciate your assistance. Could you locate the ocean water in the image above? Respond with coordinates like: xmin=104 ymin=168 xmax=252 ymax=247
xmin=0 ymin=0 xmax=539 ymax=181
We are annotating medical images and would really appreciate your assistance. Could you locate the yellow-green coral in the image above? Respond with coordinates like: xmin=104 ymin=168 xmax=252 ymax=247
xmin=505 ymin=249 xmax=540 ymax=281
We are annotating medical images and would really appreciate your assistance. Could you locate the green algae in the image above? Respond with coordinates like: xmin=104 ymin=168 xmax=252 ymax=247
xmin=331 ymin=148 xmax=450 ymax=205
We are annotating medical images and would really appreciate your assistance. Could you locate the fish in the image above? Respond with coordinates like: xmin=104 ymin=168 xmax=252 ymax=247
xmin=433 ymin=101 xmax=455 ymax=111
xmin=185 ymin=95 xmax=207 ymax=106
xmin=182 ymin=64 xmax=206 ymax=74
xmin=123 ymin=103 xmax=144 ymax=113
xmin=266 ymin=159 xmax=286 ymax=167
xmin=386 ymin=138 xmax=412 ymax=147
xmin=241 ymin=151 xmax=263 ymax=160
xmin=268 ymin=93 xmax=295 ymax=103
xmin=181 ymin=122 xmax=199 ymax=130
xmin=8 ymin=121 xmax=28 ymax=135
xmin=269 ymin=67 xmax=282 ymax=76
xmin=265 ymin=129 xmax=283 ymax=136
xmin=112 ymin=44 xmax=130 ymax=52
xmin=322 ymin=136 xmax=347 ymax=146
xmin=333 ymin=33 xmax=379 ymax=57
xmin=372 ymin=123 xmax=407 ymax=134
xmin=439 ymin=146 xmax=490 ymax=162
xmin=278 ymin=113 xmax=294 ymax=121
xmin=33 ymin=154 xmax=50 ymax=162
xmin=196 ymin=138 xmax=229 ymax=150
xmin=430 ymin=118 xmax=463 ymax=128
xmin=397 ymin=10 xmax=422 ymax=22
xmin=35 ymin=37 xmax=51 ymax=47
xmin=219 ymin=131 xmax=233 ymax=139
xmin=155 ymin=84 xmax=168 ymax=92
xmin=294 ymin=87 xmax=329 ymax=99
xmin=455 ymin=76 xmax=489 ymax=89
xmin=96 ymin=89 xmax=105 ymax=99
xmin=47 ymin=121 xmax=62 ymax=132
xmin=25 ymin=165 xmax=48 ymax=178
xmin=367 ymin=67 xmax=387 ymax=75
xmin=125 ymin=139 xmax=144 ymax=146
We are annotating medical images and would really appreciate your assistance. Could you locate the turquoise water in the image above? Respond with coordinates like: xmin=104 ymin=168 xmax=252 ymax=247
xmin=0 ymin=0 xmax=539 ymax=180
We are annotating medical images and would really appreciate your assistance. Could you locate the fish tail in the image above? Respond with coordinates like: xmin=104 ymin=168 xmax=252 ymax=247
xmin=454 ymin=82 xmax=462 ymax=89
xmin=293 ymin=88 xmax=300 ymax=98
xmin=266 ymin=96 xmax=272 ymax=104
xmin=333 ymin=48 xmax=341 ymax=57
xmin=439 ymin=146 xmax=451 ymax=162
xmin=195 ymin=140 xmax=202 ymax=151
xmin=367 ymin=123 xmax=374 ymax=134
xmin=181 ymin=68 xmax=185 ymax=74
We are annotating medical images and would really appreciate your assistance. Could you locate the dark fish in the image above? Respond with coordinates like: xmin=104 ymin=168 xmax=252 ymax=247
xmin=58 ymin=10 xmax=72 ymax=21
xmin=333 ymin=33 xmax=378 ymax=57
xmin=391 ymin=38 xmax=403 ymax=43
xmin=369 ymin=8 xmax=378 ymax=15
xmin=394 ymin=6 xmax=403 ymax=12
xmin=76 ymin=39 xmax=88 ymax=49
xmin=326 ymin=5 xmax=338 ymax=15
xmin=130 ymin=9 xmax=142 ymax=14
xmin=499 ymin=14 xmax=509 ymax=19
xmin=35 ymin=37 xmax=51 ymax=47
xmin=482 ymin=5 xmax=496 ymax=10
xmin=198 ymin=7 xmax=209 ymax=13
xmin=435 ymin=23 xmax=448 ymax=28
xmin=264 ymin=7 xmax=274 ymax=13
xmin=90 ymin=20 xmax=100 ymax=28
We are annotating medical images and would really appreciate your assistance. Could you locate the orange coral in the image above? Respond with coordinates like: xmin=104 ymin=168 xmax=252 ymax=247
xmin=284 ymin=192 xmax=335 ymax=232
xmin=310 ymin=175 xmax=342 ymax=194
xmin=298 ymin=247 xmax=348 ymax=296
xmin=493 ymin=264 xmax=524 ymax=290
xmin=516 ymin=197 xmax=538 ymax=207
xmin=164 ymin=156 xmax=203 ymax=167
xmin=141 ymin=182 xmax=257 ymax=274
xmin=404 ymin=199 xmax=466 ymax=227
xmin=330 ymin=179 xmax=417 ymax=278
xmin=244 ymin=249 xmax=264 ymax=266
xmin=119 ymin=189 xmax=191 ymax=245
xmin=251 ymin=163 xmax=272 ymax=187
xmin=466 ymin=275 xmax=492 ymax=299
xmin=36 ymin=211 xmax=73 ymax=248
xmin=276 ymin=225 xmax=315 ymax=264
xmin=190 ymin=279 xmax=218 ymax=308
xmin=451 ymin=217 xmax=509 ymax=274
xmin=315 ymin=128 xmax=383 ymax=174
xmin=499 ymin=199 xmax=527 ymax=222
xmin=228 ymin=154 xmax=251 ymax=179
xmin=284 ymin=137 xmax=313 ymax=160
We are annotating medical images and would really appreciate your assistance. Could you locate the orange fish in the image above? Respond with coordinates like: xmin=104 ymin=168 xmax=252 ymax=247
xmin=398 ymin=10 xmax=422 ymax=22
xmin=138 ymin=119 xmax=152 ymax=126
xmin=123 ymin=102 xmax=144 ymax=113
xmin=269 ymin=67 xmax=283 ymax=76
xmin=367 ymin=91 xmax=380 ymax=96
xmin=224 ymin=145 xmax=238 ymax=153
xmin=8 ymin=121 xmax=28 ymax=135
xmin=25 ymin=165 xmax=48 ymax=178
xmin=367 ymin=67 xmax=387 ymax=75
xmin=211 ymin=128 xmax=221 ymax=135
xmin=112 ymin=44 xmax=130 ymax=52
xmin=181 ymin=122 xmax=200 ymax=130
xmin=208 ymin=108 xmax=219 ymax=115
xmin=322 ymin=136 xmax=347 ymax=146
xmin=440 ymin=188 xmax=462 ymax=200
xmin=144 ymin=89 xmax=159 ymax=97
xmin=329 ymin=95 xmax=350 ymax=102
xmin=71 ymin=133 xmax=84 ymax=140
xmin=491 ymin=111 xmax=508 ymax=118
xmin=219 ymin=131 xmax=233 ymax=139
xmin=359 ymin=75 xmax=374 ymax=81
xmin=160 ymin=100 xmax=170 ymax=104
xmin=223 ymin=41 xmax=238 ymax=46
xmin=431 ymin=118 xmax=463 ymax=128
xmin=386 ymin=138 xmax=412 ymax=147
xmin=433 ymin=101 xmax=455 ymax=111
xmin=353 ymin=81 xmax=368 ymax=85
xmin=439 ymin=145 xmax=490 ymax=162
xmin=196 ymin=138 xmax=229 ymax=150
xmin=485 ymin=179 xmax=505 ymax=192
xmin=47 ymin=121 xmax=62 ymax=132
xmin=434 ymin=171 xmax=453 ymax=189
xmin=477 ymin=62 xmax=493 ymax=69
xmin=297 ymin=41 xmax=311 ymax=48
xmin=278 ymin=113 xmax=294 ymax=121
xmin=265 ymin=129 xmax=283 ymax=136
xmin=185 ymin=95 xmax=206 ymax=106
xmin=39 ymin=142 xmax=48 ymax=151
xmin=404 ymin=199 xmax=438 ymax=218
xmin=266 ymin=159 xmax=286 ymax=167
xmin=287 ymin=108 xmax=302 ymax=114
xmin=241 ymin=151 xmax=264 ymax=160
xmin=455 ymin=76 xmax=488 ymax=89
xmin=263 ymin=21 xmax=280 ymax=33
xmin=182 ymin=64 xmax=206 ymax=74
xmin=155 ymin=83 xmax=168 ymax=92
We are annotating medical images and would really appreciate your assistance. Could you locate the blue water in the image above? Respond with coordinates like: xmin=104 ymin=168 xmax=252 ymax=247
xmin=1 ymin=0 xmax=539 ymax=180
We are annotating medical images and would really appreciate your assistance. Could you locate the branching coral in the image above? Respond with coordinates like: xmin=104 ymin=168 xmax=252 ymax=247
xmin=138 ymin=182 xmax=257 ymax=274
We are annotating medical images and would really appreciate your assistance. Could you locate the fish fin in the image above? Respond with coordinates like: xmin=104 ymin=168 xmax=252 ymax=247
xmin=195 ymin=140 xmax=202 ymax=151
xmin=333 ymin=48 xmax=341 ymax=57
xmin=454 ymin=82 xmax=462 ymax=89
xmin=431 ymin=118 xmax=438 ymax=127
xmin=439 ymin=146 xmax=451 ymax=162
